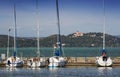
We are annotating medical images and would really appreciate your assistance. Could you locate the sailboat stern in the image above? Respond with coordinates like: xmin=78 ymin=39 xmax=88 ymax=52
xmin=96 ymin=56 xmax=112 ymax=67
xmin=6 ymin=57 xmax=24 ymax=67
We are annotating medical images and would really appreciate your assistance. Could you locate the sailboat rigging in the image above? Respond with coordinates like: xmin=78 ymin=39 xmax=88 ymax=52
xmin=7 ymin=28 xmax=11 ymax=59
xmin=13 ymin=3 xmax=17 ymax=58
xmin=96 ymin=0 xmax=112 ymax=67
xmin=36 ymin=0 xmax=40 ymax=58
xmin=56 ymin=0 xmax=62 ymax=56
xmin=48 ymin=0 xmax=66 ymax=67
xmin=27 ymin=0 xmax=46 ymax=68
xmin=6 ymin=2 xmax=24 ymax=67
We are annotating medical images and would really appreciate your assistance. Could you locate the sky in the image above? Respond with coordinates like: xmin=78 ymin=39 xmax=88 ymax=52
xmin=0 ymin=0 xmax=120 ymax=37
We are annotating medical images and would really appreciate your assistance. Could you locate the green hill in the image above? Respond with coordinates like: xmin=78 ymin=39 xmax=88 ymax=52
xmin=0 ymin=32 xmax=120 ymax=47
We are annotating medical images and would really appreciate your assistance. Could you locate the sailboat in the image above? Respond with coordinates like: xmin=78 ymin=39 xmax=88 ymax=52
xmin=48 ymin=0 xmax=66 ymax=67
xmin=96 ymin=0 xmax=112 ymax=67
xmin=6 ymin=3 xmax=24 ymax=67
xmin=27 ymin=0 xmax=46 ymax=68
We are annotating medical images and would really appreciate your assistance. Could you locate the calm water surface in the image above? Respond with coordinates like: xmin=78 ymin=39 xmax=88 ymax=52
xmin=0 ymin=67 xmax=120 ymax=77
xmin=0 ymin=47 xmax=120 ymax=57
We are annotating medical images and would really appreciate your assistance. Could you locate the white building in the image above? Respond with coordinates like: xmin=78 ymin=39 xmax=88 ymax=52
xmin=73 ymin=31 xmax=83 ymax=37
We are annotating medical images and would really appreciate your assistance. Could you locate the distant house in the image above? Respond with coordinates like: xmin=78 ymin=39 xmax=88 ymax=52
xmin=73 ymin=31 xmax=83 ymax=37
xmin=90 ymin=34 xmax=96 ymax=37
xmin=91 ymin=44 xmax=95 ymax=47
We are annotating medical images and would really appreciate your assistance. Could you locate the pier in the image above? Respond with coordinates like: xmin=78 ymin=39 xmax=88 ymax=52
xmin=1 ymin=57 xmax=120 ymax=67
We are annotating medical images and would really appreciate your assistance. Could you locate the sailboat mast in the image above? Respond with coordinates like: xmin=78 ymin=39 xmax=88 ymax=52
xmin=36 ymin=0 xmax=40 ymax=57
xmin=7 ymin=28 xmax=11 ymax=58
xmin=103 ymin=0 xmax=105 ymax=50
xmin=13 ymin=3 xmax=17 ymax=57
xmin=56 ymin=0 xmax=62 ymax=56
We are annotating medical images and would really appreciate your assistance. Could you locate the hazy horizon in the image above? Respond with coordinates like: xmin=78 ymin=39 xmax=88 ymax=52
xmin=0 ymin=32 xmax=119 ymax=38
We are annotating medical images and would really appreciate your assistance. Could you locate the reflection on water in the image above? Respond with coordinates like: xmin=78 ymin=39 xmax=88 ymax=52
xmin=98 ymin=67 xmax=112 ymax=73
xmin=98 ymin=67 xmax=113 ymax=77
xmin=48 ymin=67 xmax=58 ymax=71
xmin=0 ymin=67 xmax=120 ymax=77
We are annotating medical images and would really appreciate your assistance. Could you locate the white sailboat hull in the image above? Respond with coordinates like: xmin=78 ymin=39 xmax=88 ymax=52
xmin=6 ymin=57 xmax=24 ymax=67
xmin=48 ymin=56 xmax=66 ymax=67
xmin=27 ymin=58 xmax=46 ymax=68
xmin=27 ymin=61 xmax=46 ymax=68
xmin=96 ymin=56 xmax=112 ymax=67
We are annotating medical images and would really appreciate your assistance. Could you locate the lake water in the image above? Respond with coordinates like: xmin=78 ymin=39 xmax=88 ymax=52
xmin=0 ymin=47 xmax=120 ymax=57
xmin=0 ymin=66 xmax=120 ymax=77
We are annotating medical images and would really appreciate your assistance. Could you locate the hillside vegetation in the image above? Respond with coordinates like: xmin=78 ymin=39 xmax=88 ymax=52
xmin=0 ymin=32 xmax=120 ymax=47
